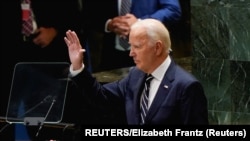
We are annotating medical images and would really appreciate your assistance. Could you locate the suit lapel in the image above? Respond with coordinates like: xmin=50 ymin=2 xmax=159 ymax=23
xmin=145 ymin=60 xmax=176 ymax=123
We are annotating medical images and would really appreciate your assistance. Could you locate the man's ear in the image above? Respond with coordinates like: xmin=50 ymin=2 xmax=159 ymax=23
xmin=155 ymin=40 xmax=163 ymax=56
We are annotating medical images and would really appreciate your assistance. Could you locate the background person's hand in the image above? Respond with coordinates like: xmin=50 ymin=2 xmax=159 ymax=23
xmin=33 ymin=27 xmax=57 ymax=48
xmin=107 ymin=14 xmax=138 ymax=38
xmin=108 ymin=16 xmax=130 ymax=37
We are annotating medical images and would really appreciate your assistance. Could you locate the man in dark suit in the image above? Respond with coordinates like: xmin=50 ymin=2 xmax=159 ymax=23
xmin=83 ymin=0 xmax=182 ymax=72
xmin=1 ymin=0 xmax=81 ymax=140
xmin=64 ymin=19 xmax=208 ymax=125
xmin=1 ymin=0 xmax=81 ymax=113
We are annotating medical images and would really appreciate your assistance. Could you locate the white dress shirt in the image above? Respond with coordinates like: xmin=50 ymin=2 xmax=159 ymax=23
xmin=147 ymin=56 xmax=171 ymax=108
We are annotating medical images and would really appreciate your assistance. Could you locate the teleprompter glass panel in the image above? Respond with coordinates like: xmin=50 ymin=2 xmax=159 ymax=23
xmin=6 ymin=62 xmax=69 ymax=125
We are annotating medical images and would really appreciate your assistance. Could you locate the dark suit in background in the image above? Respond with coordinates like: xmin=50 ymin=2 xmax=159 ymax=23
xmin=1 ymin=0 xmax=81 ymax=116
xmin=83 ymin=0 xmax=182 ymax=72
xmin=1 ymin=0 xmax=82 ymax=140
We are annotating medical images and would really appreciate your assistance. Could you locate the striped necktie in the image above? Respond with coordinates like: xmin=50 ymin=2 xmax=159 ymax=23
xmin=140 ymin=74 xmax=153 ymax=124
xmin=119 ymin=0 xmax=131 ymax=50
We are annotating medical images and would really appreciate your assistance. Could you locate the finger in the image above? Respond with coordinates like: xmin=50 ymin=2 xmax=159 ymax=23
xmin=64 ymin=37 xmax=70 ymax=47
xmin=65 ymin=30 xmax=75 ymax=44
xmin=80 ymin=49 xmax=86 ymax=53
xmin=71 ymin=31 xmax=80 ymax=44
xmin=66 ymin=30 xmax=74 ymax=43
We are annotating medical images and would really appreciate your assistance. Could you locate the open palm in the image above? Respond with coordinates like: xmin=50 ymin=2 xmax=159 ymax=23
xmin=64 ymin=30 xmax=85 ymax=70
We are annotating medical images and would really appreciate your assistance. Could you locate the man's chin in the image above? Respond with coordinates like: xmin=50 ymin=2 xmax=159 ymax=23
xmin=135 ymin=64 xmax=141 ymax=69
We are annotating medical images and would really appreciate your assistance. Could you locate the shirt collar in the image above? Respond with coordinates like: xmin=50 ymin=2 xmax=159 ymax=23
xmin=151 ymin=56 xmax=171 ymax=82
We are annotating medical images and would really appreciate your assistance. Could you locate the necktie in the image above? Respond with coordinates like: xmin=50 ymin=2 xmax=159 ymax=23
xmin=22 ymin=0 xmax=33 ymax=36
xmin=120 ymin=0 xmax=131 ymax=15
xmin=140 ymin=74 xmax=153 ymax=124
xmin=119 ymin=0 xmax=131 ymax=50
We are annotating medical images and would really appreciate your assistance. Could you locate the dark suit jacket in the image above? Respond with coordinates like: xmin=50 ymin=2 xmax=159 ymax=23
xmin=85 ymin=0 xmax=181 ymax=40
xmin=1 ymin=0 xmax=81 ymax=118
xmin=72 ymin=58 xmax=209 ymax=125
xmin=2 ymin=0 xmax=81 ymax=63
xmin=83 ymin=0 xmax=182 ymax=70
xmin=85 ymin=0 xmax=181 ymax=32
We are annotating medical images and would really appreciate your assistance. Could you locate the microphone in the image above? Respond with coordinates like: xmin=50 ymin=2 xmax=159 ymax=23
xmin=18 ymin=95 xmax=54 ymax=119
xmin=35 ymin=96 xmax=56 ymax=137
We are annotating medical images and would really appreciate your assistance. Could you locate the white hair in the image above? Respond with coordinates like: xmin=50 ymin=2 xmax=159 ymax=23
xmin=131 ymin=19 xmax=171 ymax=53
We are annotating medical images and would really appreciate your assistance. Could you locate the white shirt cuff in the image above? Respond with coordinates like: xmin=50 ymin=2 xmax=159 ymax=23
xmin=105 ymin=19 xmax=112 ymax=33
xmin=69 ymin=64 xmax=84 ymax=77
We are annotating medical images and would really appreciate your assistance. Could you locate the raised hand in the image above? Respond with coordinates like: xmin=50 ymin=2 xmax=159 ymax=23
xmin=64 ymin=30 xmax=85 ymax=70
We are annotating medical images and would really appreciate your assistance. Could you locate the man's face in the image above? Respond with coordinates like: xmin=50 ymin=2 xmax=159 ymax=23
xmin=129 ymin=32 xmax=155 ymax=73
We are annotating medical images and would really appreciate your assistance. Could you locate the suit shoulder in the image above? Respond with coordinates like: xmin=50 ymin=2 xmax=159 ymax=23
xmin=175 ymin=65 xmax=199 ymax=83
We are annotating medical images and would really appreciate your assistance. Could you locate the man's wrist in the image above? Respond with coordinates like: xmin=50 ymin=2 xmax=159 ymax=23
xmin=105 ymin=19 xmax=112 ymax=33
xmin=69 ymin=63 xmax=84 ymax=77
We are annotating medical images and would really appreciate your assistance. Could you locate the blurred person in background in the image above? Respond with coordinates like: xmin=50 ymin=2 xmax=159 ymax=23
xmin=82 ymin=0 xmax=181 ymax=72
xmin=1 ymin=0 xmax=82 ymax=140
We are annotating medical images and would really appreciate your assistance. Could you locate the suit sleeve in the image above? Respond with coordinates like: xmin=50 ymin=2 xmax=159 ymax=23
xmin=133 ymin=0 xmax=182 ymax=27
xmin=71 ymin=68 xmax=126 ymax=105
